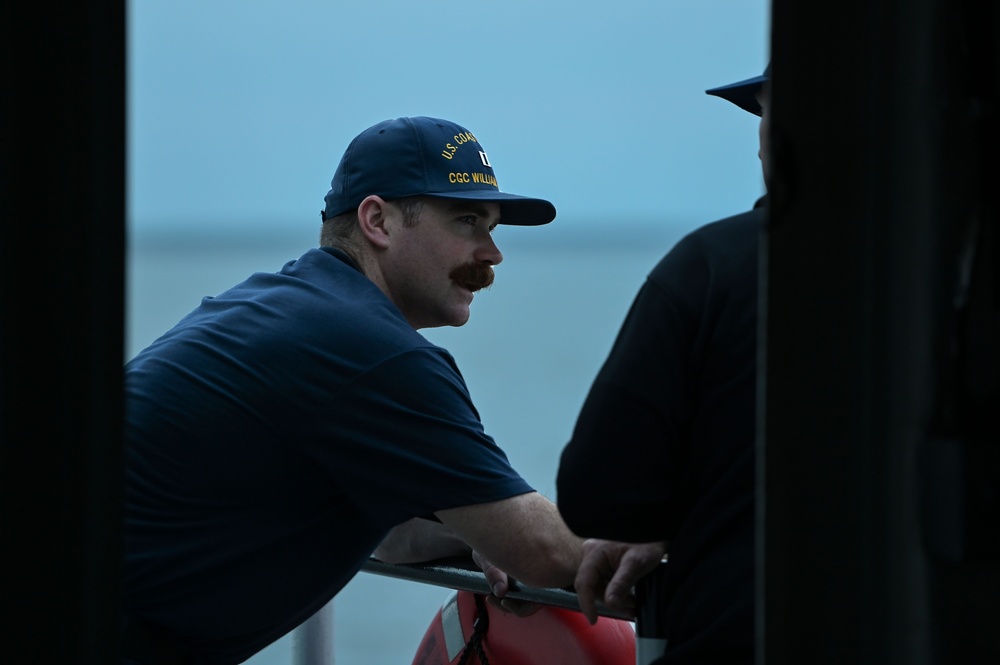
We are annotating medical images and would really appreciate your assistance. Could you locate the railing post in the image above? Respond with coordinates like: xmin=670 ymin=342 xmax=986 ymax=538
xmin=292 ymin=599 xmax=335 ymax=665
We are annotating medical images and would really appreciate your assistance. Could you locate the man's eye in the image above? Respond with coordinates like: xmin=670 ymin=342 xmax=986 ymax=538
xmin=459 ymin=216 xmax=477 ymax=226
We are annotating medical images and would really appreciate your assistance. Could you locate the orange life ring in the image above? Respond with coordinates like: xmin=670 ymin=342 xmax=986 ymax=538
xmin=411 ymin=590 xmax=636 ymax=665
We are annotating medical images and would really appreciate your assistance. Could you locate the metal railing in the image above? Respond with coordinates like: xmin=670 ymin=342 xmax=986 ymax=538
xmin=289 ymin=556 xmax=668 ymax=664
xmin=361 ymin=556 xmax=668 ymax=665
xmin=361 ymin=556 xmax=634 ymax=621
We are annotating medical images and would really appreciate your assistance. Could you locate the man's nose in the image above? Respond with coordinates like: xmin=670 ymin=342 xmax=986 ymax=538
xmin=476 ymin=233 xmax=503 ymax=266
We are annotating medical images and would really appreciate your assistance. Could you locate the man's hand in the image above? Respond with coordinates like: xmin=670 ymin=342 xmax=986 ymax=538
xmin=472 ymin=550 xmax=541 ymax=618
xmin=574 ymin=538 xmax=668 ymax=624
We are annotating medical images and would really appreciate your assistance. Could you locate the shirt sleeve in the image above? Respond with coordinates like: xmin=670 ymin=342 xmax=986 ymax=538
xmin=307 ymin=347 xmax=534 ymax=530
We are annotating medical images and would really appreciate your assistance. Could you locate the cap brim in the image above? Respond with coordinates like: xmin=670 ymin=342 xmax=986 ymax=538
xmin=705 ymin=74 xmax=768 ymax=116
xmin=425 ymin=190 xmax=556 ymax=226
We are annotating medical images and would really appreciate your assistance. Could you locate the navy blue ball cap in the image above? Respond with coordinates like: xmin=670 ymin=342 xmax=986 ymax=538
xmin=323 ymin=116 xmax=556 ymax=226
xmin=705 ymin=63 xmax=770 ymax=117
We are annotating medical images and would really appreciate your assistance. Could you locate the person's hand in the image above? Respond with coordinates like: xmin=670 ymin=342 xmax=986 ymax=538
xmin=574 ymin=539 xmax=668 ymax=624
xmin=472 ymin=549 xmax=541 ymax=617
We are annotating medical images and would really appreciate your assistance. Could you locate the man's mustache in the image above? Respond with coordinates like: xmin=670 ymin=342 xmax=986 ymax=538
xmin=449 ymin=262 xmax=495 ymax=292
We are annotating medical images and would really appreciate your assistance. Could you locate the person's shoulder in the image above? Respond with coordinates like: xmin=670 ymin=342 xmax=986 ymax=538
xmin=676 ymin=199 xmax=765 ymax=257
xmin=276 ymin=248 xmax=444 ymax=352
xmin=646 ymin=202 xmax=763 ymax=291
xmin=690 ymin=202 xmax=766 ymax=243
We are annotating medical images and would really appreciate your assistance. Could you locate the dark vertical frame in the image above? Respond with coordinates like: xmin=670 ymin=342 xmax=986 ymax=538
xmin=764 ymin=0 xmax=999 ymax=662
xmin=1 ymin=2 xmax=126 ymax=662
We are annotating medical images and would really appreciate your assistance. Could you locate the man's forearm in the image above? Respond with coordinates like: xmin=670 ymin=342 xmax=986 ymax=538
xmin=437 ymin=493 xmax=584 ymax=589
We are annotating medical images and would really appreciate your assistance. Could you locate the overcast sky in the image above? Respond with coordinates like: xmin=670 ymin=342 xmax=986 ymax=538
xmin=128 ymin=1 xmax=771 ymax=236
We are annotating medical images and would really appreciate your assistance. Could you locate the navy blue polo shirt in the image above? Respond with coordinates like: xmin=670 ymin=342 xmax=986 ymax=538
xmin=124 ymin=247 xmax=532 ymax=664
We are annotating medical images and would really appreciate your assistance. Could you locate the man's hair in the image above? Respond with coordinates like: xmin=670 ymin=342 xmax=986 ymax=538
xmin=320 ymin=196 xmax=425 ymax=249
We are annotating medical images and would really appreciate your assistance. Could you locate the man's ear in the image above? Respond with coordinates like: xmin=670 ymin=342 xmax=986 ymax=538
xmin=357 ymin=195 xmax=392 ymax=249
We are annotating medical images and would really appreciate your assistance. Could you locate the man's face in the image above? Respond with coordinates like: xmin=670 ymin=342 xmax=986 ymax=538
xmin=756 ymin=84 xmax=772 ymax=187
xmin=379 ymin=197 xmax=503 ymax=329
